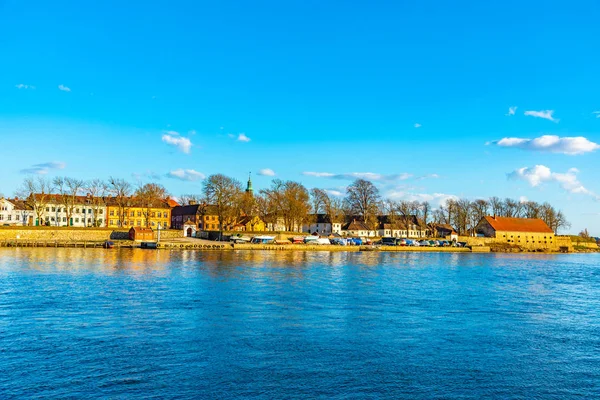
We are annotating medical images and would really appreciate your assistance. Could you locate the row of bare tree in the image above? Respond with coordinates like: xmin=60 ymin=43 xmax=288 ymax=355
xmin=14 ymin=175 xmax=571 ymax=234
xmin=16 ymin=176 xmax=169 ymax=227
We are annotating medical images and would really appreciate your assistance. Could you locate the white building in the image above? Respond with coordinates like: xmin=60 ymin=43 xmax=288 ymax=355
xmin=302 ymin=214 xmax=342 ymax=235
xmin=341 ymin=219 xmax=377 ymax=237
xmin=33 ymin=194 xmax=106 ymax=227
xmin=0 ymin=198 xmax=34 ymax=226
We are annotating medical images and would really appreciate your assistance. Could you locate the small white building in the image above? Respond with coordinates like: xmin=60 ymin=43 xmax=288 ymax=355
xmin=302 ymin=214 xmax=342 ymax=235
xmin=33 ymin=194 xmax=106 ymax=227
xmin=341 ymin=219 xmax=377 ymax=237
xmin=0 ymin=198 xmax=33 ymax=226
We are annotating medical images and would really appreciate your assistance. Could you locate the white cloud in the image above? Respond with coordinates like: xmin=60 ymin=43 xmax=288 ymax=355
xmin=519 ymin=196 xmax=528 ymax=203
xmin=386 ymin=190 xmax=459 ymax=208
xmin=258 ymin=168 xmax=276 ymax=176
xmin=302 ymin=171 xmax=412 ymax=181
xmin=161 ymin=131 xmax=193 ymax=154
xmin=324 ymin=189 xmax=344 ymax=197
xmin=237 ymin=133 xmax=251 ymax=142
xmin=20 ymin=161 xmax=66 ymax=175
xmin=506 ymin=106 xmax=517 ymax=116
xmin=491 ymin=135 xmax=600 ymax=155
xmin=416 ymin=173 xmax=439 ymax=180
xmin=593 ymin=111 xmax=600 ymax=118
xmin=58 ymin=84 xmax=71 ymax=92
xmin=167 ymin=169 xmax=205 ymax=181
xmin=414 ymin=123 xmax=422 ymax=128
xmin=524 ymin=109 xmax=557 ymax=122
xmin=508 ymin=165 xmax=599 ymax=200
xmin=15 ymin=84 xmax=35 ymax=89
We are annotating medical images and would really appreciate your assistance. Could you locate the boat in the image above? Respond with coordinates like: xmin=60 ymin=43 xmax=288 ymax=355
xmin=103 ymin=240 xmax=114 ymax=249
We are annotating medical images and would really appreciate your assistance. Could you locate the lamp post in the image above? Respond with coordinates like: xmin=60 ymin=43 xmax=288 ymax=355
xmin=157 ymin=223 xmax=161 ymax=243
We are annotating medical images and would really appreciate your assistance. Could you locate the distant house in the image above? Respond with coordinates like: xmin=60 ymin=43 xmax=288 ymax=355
xmin=377 ymin=215 xmax=428 ymax=238
xmin=302 ymin=214 xmax=342 ymax=235
xmin=475 ymin=216 xmax=555 ymax=248
xmin=0 ymin=198 xmax=33 ymax=226
xmin=232 ymin=215 xmax=265 ymax=232
xmin=341 ymin=219 xmax=377 ymax=237
xmin=429 ymin=223 xmax=459 ymax=241
xmin=129 ymin=227 xmax=154 ymax=241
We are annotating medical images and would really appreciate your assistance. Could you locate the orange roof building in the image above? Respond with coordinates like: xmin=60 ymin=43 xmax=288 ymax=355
xmin=475 ymin=216 xmax=555 ymax=248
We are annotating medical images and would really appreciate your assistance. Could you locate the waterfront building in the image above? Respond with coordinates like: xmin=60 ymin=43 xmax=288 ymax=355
xmin=30 ymin=193 xmax=106 ymax=227
xmin=105 ymin=197 xmax=170 ymax=229
xmin=231 ymin=216 xmax=266 ymax=232
xmin=302 ymin=214 xmax=342 ymax=235
xmin=376 ymin=215 xmax=429 ymax=238
xmin=0 ymin=198 xmax=34 ymax=226
xmin=341 ymin=219 xmax=377 ymax=237
xmin=429 ymin=223 xmax=459 ymax=241
xmin=474 ymin=216 xmax=555 ymax=248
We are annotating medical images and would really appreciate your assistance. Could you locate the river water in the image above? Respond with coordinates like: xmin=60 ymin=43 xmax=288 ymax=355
xmin=1 ymin=248 xmax=599 ymax=398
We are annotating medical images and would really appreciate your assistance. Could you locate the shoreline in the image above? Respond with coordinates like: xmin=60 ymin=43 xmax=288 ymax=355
xmin=1 ymin=239 xmax=596 ymax=253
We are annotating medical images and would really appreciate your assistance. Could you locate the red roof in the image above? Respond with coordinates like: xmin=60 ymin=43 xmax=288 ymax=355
xmin=482 ymin=216 xmax=553 ymax=233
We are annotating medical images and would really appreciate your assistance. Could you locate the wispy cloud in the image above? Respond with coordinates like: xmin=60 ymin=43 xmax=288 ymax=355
xmin=414 ymin=123 xmax=422 ymax=128
xmin=524 ymin=109 xmax=558 ymax=122
xmin=385 ymin=190 xmax=459 ymax=208
xmin=15 ymin=84 xmax=35 ymax=89
xmin=416 ymin=173 xmax=439 ymax=180
xmin=506 ymin=106 xmax=517 ymax=116
xmin=302 ymin=172 xmax=412 ymax=181
xmin=167 ymin=169 xmax=205 ymax=181
xmin=324 ymin=189 xmax=344 ymax=197
xmin=508 ymin=165 xmax=599 ymax=200
xmin=58 ymin=84 xmax=71 ymax=92
xmin=593 ymin=111 xmax=600 ymax=118
xmin=20 ymin=161 xmax=66 ymax=175
xmin=161 ymin=131 xmax=193 ymax=154
xmin=132 ymin=171 xmax=162 ymax=181
xmin=490 ymin=135 xmax=599 ymax=155
xmin=258 ymin=168 xmax=276 ymax=176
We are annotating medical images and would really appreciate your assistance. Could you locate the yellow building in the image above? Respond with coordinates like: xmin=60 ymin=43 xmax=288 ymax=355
xmin=475 ymin=216 xmax=555 ymax=249
xmin=105 ymin=197 xmax=171 ymax=229
xmin=232 ymin=215 xmax=266 ymax=232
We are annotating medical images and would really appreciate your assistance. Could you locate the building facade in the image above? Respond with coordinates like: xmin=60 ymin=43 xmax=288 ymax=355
xmin=105 ymin=197 xmax=170 ymax=229
xmin=0 ymin=198 xmax=34 ymax=226
xmin=475 ymin=216 xmax=555 ymax=249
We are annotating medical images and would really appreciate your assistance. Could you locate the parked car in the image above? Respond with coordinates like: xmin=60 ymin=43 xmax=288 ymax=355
xmin=419 ymin=240 xmax=431 ymax=246
xmin=331 ymin=238 xmax=348 ymax=246
xmin=381 ymin=237 xmax=397 ymax=246
xmin=405 ymin=239 xmax=415 ymax=246
xmin=348 ymin=237 xmax=363 ymax=246
xmin=250 ymin=235 xmax=275 ymax=244
xmin=411 ymin=239 xmax=420 ymax=247
xmin=315 ymin=238 xmax=331 ymax=245
xmin=396 ymin=238 xmax=407 ymax=246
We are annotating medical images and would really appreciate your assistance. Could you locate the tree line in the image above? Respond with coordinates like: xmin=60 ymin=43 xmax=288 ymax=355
xmin=13 ymin=175 xmax=571 ymax=234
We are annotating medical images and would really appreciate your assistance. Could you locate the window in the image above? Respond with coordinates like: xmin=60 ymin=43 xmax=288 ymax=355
xmin=75 ymin=218 xmax=79 ymax=223
xmin=137 ymin=211 xmax=141 ymax=217
xmin=157 ymin=212 xmax=162 ymax=218
xmin=51 ymin=217 xmax=55 ymax=221
xmin=137 ymin=220 xmax=141 ymax=226
xmin=110 ymin=210 xmax=114 ymax=216
xmin=76 ymin=208 xmax=80 ymax=213
xmin=7 ymin=215 xmax=11 ymax=221
xmin=99 ymin=209 xmax=103 ymax=214
xmin=62 ymin=217 xmax=67 ymax=222
xmin=163 ymin=222 xmax=167 ymax=228
xmin=131 ymin=211 xmax=135 ymax=217
xmin=0 ymin=215 xmax=3 ymax=220
xmin=46 ymin=207 xmax=50 ymax=212
xmin=151 ymin=212 xmax=156 ymax=217
xmin=52 ymin=207 xmax=56 ymax=212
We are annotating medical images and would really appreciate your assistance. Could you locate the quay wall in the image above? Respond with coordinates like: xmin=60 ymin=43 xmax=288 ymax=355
xmin=0 ymin=227 xmax=182 ymax=242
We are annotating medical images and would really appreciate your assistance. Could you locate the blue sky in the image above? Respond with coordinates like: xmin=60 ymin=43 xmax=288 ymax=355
xmin=1 ymin=0 xmax=599 ymax=234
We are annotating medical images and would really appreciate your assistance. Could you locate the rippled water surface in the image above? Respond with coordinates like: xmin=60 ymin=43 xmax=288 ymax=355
xmin=1 ymin=249 xmax=599 ymax=399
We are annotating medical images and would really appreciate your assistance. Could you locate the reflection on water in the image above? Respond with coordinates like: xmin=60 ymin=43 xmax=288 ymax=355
xmin=1 ymin=248 xmax=599 ymax=399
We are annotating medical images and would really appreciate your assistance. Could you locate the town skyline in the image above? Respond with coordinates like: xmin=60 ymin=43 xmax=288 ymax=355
xmin=1 ymin=1 xmax=599 ymax=234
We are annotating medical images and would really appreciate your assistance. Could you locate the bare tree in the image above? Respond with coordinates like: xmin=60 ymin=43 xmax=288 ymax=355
xmin=489 ymin=196 xmax=503 ymax=216
xmin=420 ymin=201 xmax=431 ymax=224
xmin=16 ymin=176 xmax=54 ymax=226
xmin=179 ymin=194 xmax=204 ymax=206
xmin=135 ymin=183 xmax=169 ymax=227
xmin=345 ymin=179 xmax=380 ymax=228
xmin=203 ymin=174 xmax=243 ymax=239
xmin=85 ymin=179 xmax=109 ymax=227
xmin=53 ymin=177 xmax=85 ymax=226
xmin=108 ymin=177 xmax=133 ymax=227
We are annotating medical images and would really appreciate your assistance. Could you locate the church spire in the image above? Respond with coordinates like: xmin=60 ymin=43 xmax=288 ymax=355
xmin=246 ymin=172 xmax=253 ymax=194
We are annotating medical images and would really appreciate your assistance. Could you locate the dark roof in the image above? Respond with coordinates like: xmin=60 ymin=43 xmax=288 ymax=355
xmin=2 ymin=198 xmax=33 ymax=210
xmin=430 ymin=223 xmax=458 ymax=234
xmin=481 ymin=216 xmax=553 ymax=233
xmin=171 ymin=204 xmax=202 ymax=216
xmin=343 ymin=220 xmax=372 ymax=231
xmin=377 ymin=215 xmax=427 ymax=230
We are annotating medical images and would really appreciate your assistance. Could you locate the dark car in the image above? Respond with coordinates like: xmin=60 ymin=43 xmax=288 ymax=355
xmin=381 ymin=237 xmax=397 ymax=246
